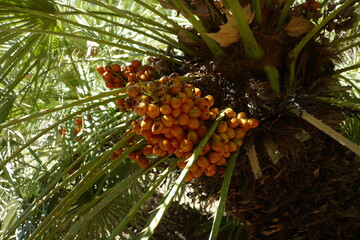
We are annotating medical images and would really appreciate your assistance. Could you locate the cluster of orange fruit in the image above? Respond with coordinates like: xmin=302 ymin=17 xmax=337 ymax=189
xmin=96 ymin=60 xmax=259 ymax=181
xmin=58 ymin=117 xmax=83 ymax=139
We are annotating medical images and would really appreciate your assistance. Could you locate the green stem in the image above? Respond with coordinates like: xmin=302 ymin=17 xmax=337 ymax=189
xmin=170 ymin=0 xmax=225 ymax=56
xmin=208 ymin=149 xmax=239 ymax=240
xmin=288 ymin=0 xmax=356 ymax=89
xmin=329 ymin=33 xmax=360 ymax=46
xmin=252 ymin=0 xmax=263 ymax=25
xmin=276 ymin=0 xmax=295 ymax=28
xmin=224 ymin=0 xmax=264 ymax=58
xmin=264 ymin=66 xmax=280 ymax=96
xmin=335 ymin=63 xmax=360 ymax=75
xmin=339 ymin=41 xmax=360 ymax=53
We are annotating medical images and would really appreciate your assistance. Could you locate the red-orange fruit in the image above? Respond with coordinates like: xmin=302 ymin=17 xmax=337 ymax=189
xmin=216 ymin=121 xmax=228 ymax=133
xmin=162 ymin=126 xmax=171 ymax=135
xmin=171 ymin=108 xmax=181 ymax=118
xmin=170 ymin=125 xmax=183 ymax=137
xmin=204 ymin=95 xmax=215 ymax=106
xmin=132 ymin=123 xmax=141 ymax=135
xmin=146 ymin=81 xmax=157 ymax=91
xmin=180 ymin=103 xmax=191 ymax=114
xmin=109 ymin=152 xmax=118 ymax=160
xmin=204 ymin=164 xmax=217 ymax=177
xmin=217 ymin=157 xmax=227 ymax=166
xmin=134 ymin=102 xmax=148 ymax=116
xmin=137 ymin=156 xmax=149 ymax=169
xmin=128 ymin=151 xmax=137 ymax=160
xmin=196 ymin=156 xmax=210 ymax=169
xmin=102 ymin=71 xmax=113 ymax=81
xmin=248 ymin=118 xmax=259 ymax=128
xmin=140 ymin=117 xmax=153 ymax=130
xmin=152 ymin=144 xmax=165 ymax=156
xmin=159 ymin=76 xmax=169 ymax=84
xmin=180 ymin=139 xmax=193 ymax=153
xmin=110 ymin=63 xmax=121 ymax=72
xmin=187 ymin=130 xmax=199 ymax=145
xmin=184 ymin=172 xmax=194 ymax=182
xmin=75 ymin=117 xmax=83 ymax=126
xmin=178 ymin=114 xmax=190 ymax=126
xmin=170 ymin=97 xmax=182 ymax=109
xmin=208 ymin=152 xmax=222 ymax=164
xmin=192 ymin=168 xmax=203 ymax=178
xmin=115 ymin=98 xmax=125 ymax=106
xmin=59 ymin=127 xmax=66 ymax=135
xmin=228 ymin=117 xmax=240 ymax=128
xmin=127 ymin=73 xmax=137 ymax=82
xmin=175 ymin=149 xmax=185 ymax=158
xmin=177 ymin=159 xmax=186 ymax=169
xmin=178 ymin=92 xmax=188 ymax=104
xmin=200 ymin=143 xmax=211 ymax=156
xmin=190 ymin=163 xmax=199 ymax=173
xmin=194 ymin=88 xmax=202 ymax=97
xmin=148 ymin=135 xmax=162 ymax=145
xmin=188 ymin=118 xmax=200 ymax=130
xmin=200 ymin=110 xmax=211 ymax=121
xmin=228 ymin=141 xmax=238 ymax=152
xmin=156 ymin=84 xmax=167 ymax=96
xmin=140 ymin=129 xmax=153 ymax=140
xmin=159 ymin=139 xmax=171 ymax=151
xmin=126 ymin=85 xmax=139 ymax=98
xmin=234 ymin=128 xmax=247 ymax=139
xmin=96 ymin=65 xmax=105 ymax=75
xmin=131 ymin=60 xmax=141 ymax=69
xmin=113 ymin=76 xmax=122 ymax=83
xmin=224 ymin=108 xmax=236 ymax=119
xmin=74 ymin=126 xmax=81 ymax=136
xmin=188 ymin=106 xmax=201 ymax=118
xmin=151 ymin=121 xmax=164 ymax=135
xmin=197 ymin=98 xmax=210 ymax=111
xmin=239 ymin=118 xmax=249 ymax=129
xmin=237 ymin=112 xmax=247 ymax=120
xmin=169 ymin=84 xmax=182 ymax=94
xmin=147 ymin=104 xmax=160 ymax=119
xmin=105 ymin=81 xmax=115 ymax=89
xmin=115 ymin=148 xmax=124 ymax=155
xmin=219 ymin=133 xmax=229 ymax=143
xmin=161 ymin=94 xmax=171 ymax=105
xmin=196 ymin=125 xmax=207 ymax=138
xmin=211 ymin=140 xmax=224 ymax=152
xmin=226 ymin=127 xmax=235 ymax=139
xmin=160 ymin=104 xmax=172 ymax=115
xmin=161 ymin=115 xmax=174 ymax=127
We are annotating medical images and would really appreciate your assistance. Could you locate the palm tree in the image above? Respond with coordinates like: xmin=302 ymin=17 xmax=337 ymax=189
xmin=0 ymin=0 xmax=359 ymax=239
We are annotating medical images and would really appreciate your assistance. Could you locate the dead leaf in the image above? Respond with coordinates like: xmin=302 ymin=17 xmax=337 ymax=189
xmin=206 ymin=5 xmax=254 ymax=47
xmin=285 ymin=16 xmax=315 ymax=37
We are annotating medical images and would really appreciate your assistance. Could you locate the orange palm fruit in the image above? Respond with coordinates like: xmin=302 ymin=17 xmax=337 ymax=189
xmin=248 ymin=118 xmax=259 ymax=128
xmin=162 ymin=126 xmax=171 ymax=135
xmin=189 ymin=106 xmax=201 ymax=118
xmin=237 ymin=112 xmax=247 ymax=120
xmin=196 ymin=125 xmax=207 ymax=138
xmin=204 ymin=164 xmax=217 ymax=177
xmin=96 ymin=65 xmax=105 ymax=75
xmin=152 ymin=121 xmax=164 ymax=135
xmin=109 ymin=152 xmax=118 ymax=160
xmin=146 ymin=81 xmax=157 ymax=91
xmin=132 ymin=123 xmax=142 ymax=135
xmin=200 ymin=110 xmax=211 ymax=121
xmin=147 ymin=104 xmax=160 ymax=119
xmin=224 ymin=108 xmax=236 ymax=119
xmin=170 ymin=97 xmax=182 ymax=109
xmin=178 ymin=92 xmax=188 ymax=104
xmin=159 ymin=75 xmax=169 ymax=84
xmin=228 ymin=117 xmax=240 ymax=128
xmin=170 ymin=125 xmax=183 ymax=137
xmin=184 ymin=172 xmax=194 ymax=182
xmin=152 ymin=144 xmax=164 ymax=156
xmin=103 ymin=71 xmax=113 ymax=81
xmin=143 ymin=145 xmax=153 ymax=155
xmin=234 ymin=127 xmax=247 ymax=139
xmin=187 ymin=130 xmax=199 ymax=145
xmin=200 ymin=143 xmax=211 ymax=156
xmin=216 ymin=121 xmax=228 ymax=133
xmin=180 ymin=103 xmax=191 ymax=114
xmin=184 ymin=151 xmax=194 ymax=159
xmin=234 ymin=139 xmax=243 ymax=147
xmin=240 ymin=118 xmax=250 ymax=129
xmin=169 ymin=84 xmax=182 ymax=94
xmin=178 ymin=113 xmax=190 ymax=126
xmin=140 ymin=129 xmax=153 ymax=140
xmin=211 ymin=139 xmax=224 ymax=152
xmin=113 ymin=76 xmax=122 ymax=83
xmin=194 ymin=88 xmax=202 ymax=97
xmin=219 ymin=133 xmax=229 ymax=143
xmin=226 ymin=127 xmax=235 ymax=139
xmin=180 ymin=139 xmax=193 ymax=153
xmin=127 ymin=72 xmax=137 ymax=82
xmin=228 ymin=141 xmax=238 ymax=152
xmin=159 ymin=138 xmax=171 ymax=151
xmin=161 ymin=94 xmax=171 ymax=105
xmin=115 ymin=148 xmax=124 ymax=155
xmin=175 ymin=149 xmax=185 ymax=158
xmin=183 ymin=84 xmax=194 ymax=98
xmin=134 ymin=102 xmax=148 ymax=116
xmin=140 ymin=117 xmax=153 ymax=130
xmin=128 ymin=151 xmax=137 ymax=160
xmin=105 ymin=81 xmax=115 ymax=89
xmin=138 ymin=157 xmax=149 ymax=169
xmin=192 ymin=167 xmax=203 ymax=178
xmin=217 ymin=157 xmax=227 ymax=166
xmin=196 ymin=156 xmax=210 ymax=169
xmin=160 ymin=104 xmax=172 ymax=115
xmin=208 ymin=152 xmax=222 ymax=164
xmin=161 ymin=115 xmax=174 ymax=127
xmin=131 ymin=60 xmax=141 ymax=69
xmin=204 ymin=95 xmax=215 ymax=106
xmin=197 ymin=98 xmax=210 ymax=111
xmin=148 ymin=135 xmax=162 ymax=145
xmin=169 ymin=138 xmax=180 ymax=148
xmin=171 ymin=107 xmax=181 ymax=118
xmin=177 ymin=159 xmax=186 ymax=169
xmin=126 ymin=85 xmax=139 ymax=98
xmin=115 ymin=98 xmax=125 ymax=106
xmin=188 ymin=118 xmax=200 ymax=130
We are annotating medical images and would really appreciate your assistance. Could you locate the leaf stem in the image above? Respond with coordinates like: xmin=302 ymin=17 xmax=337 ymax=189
xmin=276 ymin=0 xmax=295 ymax=28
